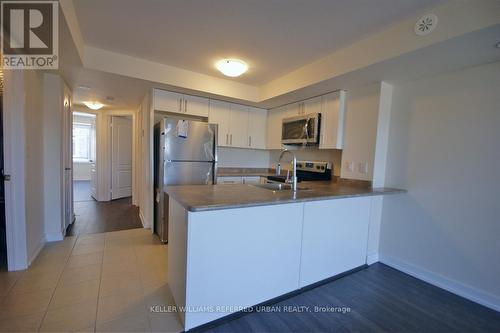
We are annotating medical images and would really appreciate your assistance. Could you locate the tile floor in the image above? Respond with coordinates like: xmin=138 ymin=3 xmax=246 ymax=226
xmin=0 ymin=229 xmax=183 ymax=332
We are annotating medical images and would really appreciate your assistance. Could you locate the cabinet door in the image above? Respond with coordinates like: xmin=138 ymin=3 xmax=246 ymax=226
xmin=184 ymin=94 xmax=209 ymax=117
xmin=209 ymin=100 xmax=231 ymax=147
xmin=286 ymin=102 xmax=301 ymax=117
xmin=266 ymin=106 xmax=285 ymax=149
xmin=242 ymin=176 xmax=261 ymax=184
xmin=229 ymin=104 xmax=249 ymax=148
xmin=216 ymin=176 xmax=243 ymax=184
xmin=319 ymin=90 xmax=346 ymax=149
xmin=303 ymin=96 xmax=322 ymax=115
xmin=154 ymin=89 xmax=183 ymax=113
xmin=247 ymin=107 xmax=267 ymax=149
xmin=300 ymin=197 xmax=371 ymax=287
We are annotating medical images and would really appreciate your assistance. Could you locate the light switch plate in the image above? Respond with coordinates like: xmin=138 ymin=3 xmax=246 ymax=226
xmin=358 ymin=162 xmax=369 ymax=174
xmin=345 ymin=161 xmax=354 ymax=172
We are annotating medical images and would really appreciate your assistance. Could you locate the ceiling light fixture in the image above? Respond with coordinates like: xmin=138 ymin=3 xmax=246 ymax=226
xmin=83 ymin=101 xmax=104 ymax=110
xmin=216 ymin=59 xmax=248 ymax=77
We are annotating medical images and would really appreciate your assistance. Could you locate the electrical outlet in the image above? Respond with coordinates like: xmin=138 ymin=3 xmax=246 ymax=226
xmin=358 ymin=162 xmax=369 ymax=174
xmin=345 ymin=161 xmax=354 ymax=172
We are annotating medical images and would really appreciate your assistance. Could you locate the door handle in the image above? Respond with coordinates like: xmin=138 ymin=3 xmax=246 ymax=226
xmin=3 ymin=174 xmax=11 ymax=181
xmin=65 ymin=167 xmax=72 ymax=171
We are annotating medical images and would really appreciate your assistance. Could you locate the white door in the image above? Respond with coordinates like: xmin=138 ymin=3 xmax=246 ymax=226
xmin=208 ymin=100 xmax=231 ymax=147
xmin=62 ymin=94 xmax=73 ymax=230
xmin=111 ymin=116 xmax=133 ymax=199
xmin=228 ymin=104 xmax=248 ymax=148
xmin=247 ymin=107 xmax=267 ymax=149
xmin=89 ymin=120 xmax=97 ymax=199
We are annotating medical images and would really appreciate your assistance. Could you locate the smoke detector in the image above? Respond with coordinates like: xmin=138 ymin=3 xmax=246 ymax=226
xmin=414 ymin=14 xmax=438 ymax=36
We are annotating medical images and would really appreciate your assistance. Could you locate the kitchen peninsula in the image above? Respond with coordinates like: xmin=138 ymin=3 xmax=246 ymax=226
xmin=166 ymin=181 xmax=403 ymax=330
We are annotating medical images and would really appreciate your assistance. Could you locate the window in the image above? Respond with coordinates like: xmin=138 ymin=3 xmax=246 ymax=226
xmin=73 ymin=122 xmax=92 ymax=161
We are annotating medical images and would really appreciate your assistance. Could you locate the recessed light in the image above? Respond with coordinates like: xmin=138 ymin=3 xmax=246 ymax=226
xmin=83 ymin=101 xmax=104 ymax=110
xmin=78 ymin=85 xmax=91 ymax=90
xmin=216 ymin=59 xmax=248 ymax=77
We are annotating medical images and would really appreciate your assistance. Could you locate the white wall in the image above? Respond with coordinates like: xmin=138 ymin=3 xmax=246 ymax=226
xmin=25 ymin=71 xmax=46 ymax=264
xmin=340 ymin=83 xmax=381 ymax=181
xmin=380 ymin=61 xmax=500 ymax=311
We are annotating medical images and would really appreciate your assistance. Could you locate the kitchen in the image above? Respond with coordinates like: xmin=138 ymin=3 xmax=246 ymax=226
xmin=1 ymin=1 xmax=500 ymax=332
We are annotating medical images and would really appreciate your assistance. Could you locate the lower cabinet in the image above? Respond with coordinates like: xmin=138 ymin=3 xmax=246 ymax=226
xmin=299 ymin=196 xmax=371 ymax=287
xmin=216 ymin=176 xmax=267 ymax=184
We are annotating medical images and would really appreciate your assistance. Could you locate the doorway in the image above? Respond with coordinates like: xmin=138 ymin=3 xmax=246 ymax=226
xmin=72 ymin=112 xmax=97 ymax=203
xmin=67 ymin=112 xmax=141 ymax=236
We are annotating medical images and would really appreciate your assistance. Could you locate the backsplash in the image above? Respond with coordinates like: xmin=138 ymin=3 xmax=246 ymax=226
xmin=217 ymin=147 xmax=271 ymax=168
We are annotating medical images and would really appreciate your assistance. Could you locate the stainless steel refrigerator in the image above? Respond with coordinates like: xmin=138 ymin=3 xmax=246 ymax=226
xmin=154 ymin=117 xmax=217 ymax=243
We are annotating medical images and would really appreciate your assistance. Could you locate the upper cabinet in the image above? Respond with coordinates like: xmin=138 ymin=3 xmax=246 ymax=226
xmin=208 ymin=100 xmax=231 ymax=146
xmin=209 ymin=101 xmax=267 ymax=149
xmin=319 ymin=91 xmax=346 ymax=149
xmin=153 ymin=89 xmax=209 ymax=117
xmin=228 ymin=104 xmax=249 ymax=148
xmin=266 ymin=105 xmax=286 ymax=150
xmin=267 ymin=91 xmax=346 ymax=150
xmin=247 ymin=107 xmax=267 ymax=149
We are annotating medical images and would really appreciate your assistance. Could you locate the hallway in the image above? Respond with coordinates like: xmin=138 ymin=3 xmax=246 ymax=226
xmin=68 ymin=181 xmax=142 ymax=236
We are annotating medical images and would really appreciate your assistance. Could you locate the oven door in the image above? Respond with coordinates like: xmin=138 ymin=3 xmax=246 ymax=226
xmin=281 ymin=113 xmax=320 ymax=145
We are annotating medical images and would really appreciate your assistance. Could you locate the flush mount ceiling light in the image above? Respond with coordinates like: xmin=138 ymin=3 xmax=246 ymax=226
xmin=83 ymin=101 xmax=104 ymax=110
xmin=216 ymin=59 xmax=248 ymax=77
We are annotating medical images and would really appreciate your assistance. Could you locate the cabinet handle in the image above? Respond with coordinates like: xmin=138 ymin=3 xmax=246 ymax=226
xmin=230 ymin=134 xmax=233 ymax=145
xmin=179 ymin=99 xmax=182 ymax=113
xmin=184 ymin=99 xmax=187 ymax=113
xmin=226 ymin=134 xmax=229 ymax=145
xmin=248 ymin=136 xmax=252 ymax=147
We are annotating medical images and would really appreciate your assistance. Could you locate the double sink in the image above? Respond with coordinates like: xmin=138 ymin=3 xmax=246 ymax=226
xmin=251 ymin=183 xmax=312 ymax=192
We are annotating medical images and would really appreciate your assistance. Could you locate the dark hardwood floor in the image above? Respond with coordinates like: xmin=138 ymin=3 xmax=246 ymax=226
xmin=199 ymin=263 xmax=500 ymax=333
xmin=67 ymin=181 xmax=142 ymax=236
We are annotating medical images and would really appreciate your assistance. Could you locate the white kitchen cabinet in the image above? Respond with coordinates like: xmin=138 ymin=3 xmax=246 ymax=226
xmin=154 ymin=89 xmax=208 ymax=117
xmin=242 ymin=176 xmax=261 ymax=184
xmin=209 ymin=100 xmax=231 ymax=147
xmin=154 ymin=89 xmax=183 ymax=113
xmin=247 ymin=107 xmax=267 ymax=149
xmin=303 ymin=96 xmax=322 ymax=115
xmin=216 ymin=176 xmax=243 ymax=184
xmin=266 ymin=105 xmax=286 ymax=149
xmin=228 ymin=104 xmax=249 ymax=148
xmin=319 ymin=90 xmax=346 ymax=149
xmin=183 ymin=94 xmax=209 ymax=117
xmin=299 ymin=196 xmax=371 ymax=287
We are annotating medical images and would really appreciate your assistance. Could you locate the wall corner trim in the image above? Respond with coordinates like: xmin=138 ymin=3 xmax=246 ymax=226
xmin=380 ymin=254 xmax=500 ymax=312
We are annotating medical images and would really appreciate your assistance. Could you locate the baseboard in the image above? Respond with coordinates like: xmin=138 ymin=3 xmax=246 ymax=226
xmin=139 ymin=210 xmax=147 ymax=228
xmin=28 ymin=238 xmax=45 ymax=266
xmin=366 ymin=253 xmax=379 ymax=265
xmin=45 ymin=232 xmax=64 ymax=242
xmin=380 ymin=254 xmax=500 ymax=312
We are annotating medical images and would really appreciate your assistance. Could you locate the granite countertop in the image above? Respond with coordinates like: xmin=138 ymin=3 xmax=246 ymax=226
xmin=165 ymin=181 xmax=405 ymax=212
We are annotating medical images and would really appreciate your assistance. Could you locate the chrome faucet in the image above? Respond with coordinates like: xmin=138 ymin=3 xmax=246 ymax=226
xmin=277 ymin=149 xmax=297 ymax=192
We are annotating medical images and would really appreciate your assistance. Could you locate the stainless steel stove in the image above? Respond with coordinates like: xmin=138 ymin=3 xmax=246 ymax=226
xmin=267 ymin=160 xmax=332 ymax=183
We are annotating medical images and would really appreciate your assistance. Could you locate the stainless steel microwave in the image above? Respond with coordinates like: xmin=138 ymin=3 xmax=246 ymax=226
xmin=281 ymin=113 xmax=321 ymax=145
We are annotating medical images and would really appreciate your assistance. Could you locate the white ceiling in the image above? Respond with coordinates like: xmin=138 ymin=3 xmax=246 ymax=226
xmin=74 ymin=0 xmax=442 ymax=85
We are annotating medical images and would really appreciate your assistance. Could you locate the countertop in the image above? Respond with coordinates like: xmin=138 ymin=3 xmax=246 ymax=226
xmin=165 ymin=181 xmax=405 ymax=212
